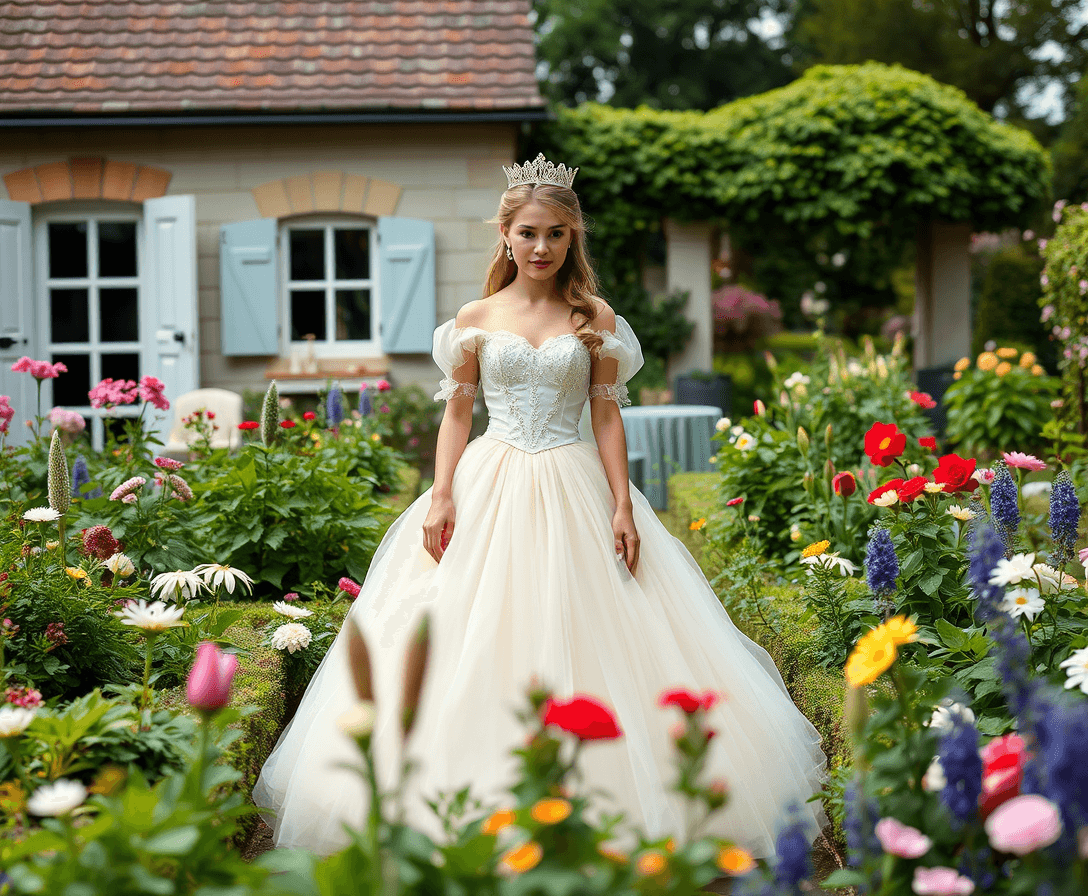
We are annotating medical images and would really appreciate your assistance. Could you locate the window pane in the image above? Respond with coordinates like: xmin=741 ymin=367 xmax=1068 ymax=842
xmin=290 ymin=290 xmax=326 ymax=341
xmin=49 ymin=223 xmax=88 ymax=278
xmin=289 ymin=230 xmax=325 ymax=281
xmin=334 ymin=228 xmax=369 ymax=280
xmin=100 ymin=352 xmax=140 ymax=383
xmin=51 ymin=353 xmax=90 ymax=406
xmin=50 ymin=288 xmax=89 ymax=343
xmin=98 ymin=221 xmax=138 ymax=277
xmin=100 ymin=288 xmax=139 ymax=342
xmin=335 ymin=289 xmax=371 ymax=340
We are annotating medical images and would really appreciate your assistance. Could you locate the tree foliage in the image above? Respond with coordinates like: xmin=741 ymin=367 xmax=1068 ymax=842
xmin=532 ymin=0 xmax=794 ymax=109
xmin=785 ymin=0 xmax=1088 ymax=120
xmin=1052 ymin=69 xmax=1088 ymax=203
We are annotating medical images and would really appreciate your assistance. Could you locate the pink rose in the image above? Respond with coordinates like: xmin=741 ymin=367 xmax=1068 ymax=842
xmin=338 ymin=577 xmax=361 ymax=599
xmin=186 ymin=641 xmax=239 ymax=715
xmin=985 ymin=793 xmax=1062 ymax=855
xmin=875 ymin=816 xmax=932 ymax=859
xmin=377 ymin=379 xmax=391 ymax=392
xmin=911 ymin=867 xmax=975 ymax=895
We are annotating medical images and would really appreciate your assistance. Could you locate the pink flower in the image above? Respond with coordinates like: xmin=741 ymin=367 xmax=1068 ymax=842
xmin=753 ymin=399 xmax=766 ymax=416
xmin=303 ymin=411 xmax=316 ymax=421
xmin=4 ymin=686 xmax=43 ymax=708
xmin=911 ymin=866 xmax=975 ymax=895
xmin=1078 ymin=546 xmax=1088 ymax=565
xmin=379 ymin=404 xmax=390 ymax=414
xmin=154 ymin=456 xmax=184 ymax=471
xmin=12 ymin=357 xmax=67 ymax=380
xmin=971 ymin=468 xmax=995 ymax=486
xmin=0 ymin=395 xmax=14 ymax=435
xmin=338 ymin=577 xmax=361 ymax=598
xmin=985 ymin=793 xmax=1062 ymax=855
xmin=89 ymin=378 xmax=138 ymax=409
xmin=166 ymin=474 xmax=193 ymax=502
xmin=875 ymin=816 xmax=933 ymax=859
xmin=49 ymin=407 xmax=85 ymax=434
xmin=186 ymin=641 xmax=239 ymax=715
xmin=1041 ymin=305 xmax=1055 ymax=322
xmin=376 ymin=379 xmax=391 ymax=392
xmin=138 ymin=375 xmax=169 ymax=411
xmin=909 ymin=391 xmax=937 ymax=410
xmin=122 ymin=494 xmax=137 ymax=504
xmin=282 ymin=592 xmax=299 ymax=602
xmin=109 ymin=476 xmax=146 ymax=501
xmin=1002 ymin=452 xmax=1046 ymax=471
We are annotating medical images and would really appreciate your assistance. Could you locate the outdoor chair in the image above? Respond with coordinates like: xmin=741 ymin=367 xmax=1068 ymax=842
xmin=161 ymin=387 xmax=243 ymax=458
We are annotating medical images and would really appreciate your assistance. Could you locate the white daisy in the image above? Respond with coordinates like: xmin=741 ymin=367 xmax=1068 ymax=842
xmin=23 ymin=507 xmax=60 ymax=523
xmin=115 ymin=599 xmax=187 ymax=633
xmin=784 ymin=372 xmax=810 ymax=389
xmin=26 ymin=779 xmax=87 ymax=817
xmin=337 ymin=700 xmax=377 ymax=738
xmin=104 ymin=552 xmax=135 ymax=578
xmin=1000 ymin=586 xmax=1044 ymax=622
xmin=149 ymin=569 xmax=206 ymax=602
xmin=273 ymin=600 xmax=313 ymax=619
xmin=1033 ymin=563 xmax=1078 ymax=595
xmin=946 ymin=505 xmax=976 ymax=521
xmin=270 ymin=622 xmax=312 ymax=654
xmin=1059 ymin=647 xmax=1088 ymax=694
xmin=801 ymin=552 xmax=857 ymax=577
xmin=923 ymin=482 xmax=945 ymax=494
xmin=989 ymin=553 xmax=1036 ymax=588
xmin=927 ymin=699 xmax=976 ymax=733
xmin=873 ymin=491 xmax=899 ymax=507
xmin=922 ymin=756 xmax=947 ymax=792
xmin=714 ymin=417 xmax=731 ymax=432
xmin=730 ymin=424 xmax=745 ymax=437
xmin=193 ymin=563 xmax=254 ymax=596
xmin=0 ymin=706 xmax=37 ymax=738
xmin=734 ymin=433 xmax=756 ymax=452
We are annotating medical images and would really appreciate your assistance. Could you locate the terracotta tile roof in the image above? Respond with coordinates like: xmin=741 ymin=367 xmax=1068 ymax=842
xmin=0 ymin=1 xmax=545 ymax=115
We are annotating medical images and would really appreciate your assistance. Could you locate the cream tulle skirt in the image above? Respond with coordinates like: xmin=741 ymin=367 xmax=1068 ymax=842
xmin=252 ymin=435 xmax=827 ymax=857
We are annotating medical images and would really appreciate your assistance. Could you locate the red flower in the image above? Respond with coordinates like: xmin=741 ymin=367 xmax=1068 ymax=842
xmin=280 ymin=420 xmax=296 ymax=429
xmin=753 ymin=399 xmax=766 ymax=416
xmin=867 ymin=479 xmax=905 ymax=504
xmin=303 ymin=411 xmax=316 ymax=421
xmin=979 ymin=734 xmax=1027 ymax=820
xmin=897 ymin=476 xmax=929 ymax=503
xmin=338 ymin=577 xmax=361 ymax=598
xmin=933 ymin=453 xmax=978 ymax=494
xmin=919 ymin=436 xmax=937 ymax=451
xmin=909 ymin=391 xmax=936 ymax=410
xmin=659 ymin=688 xmax=719 ymax=714
xmin=238 ymin=421 xmax=259 ymax=430
xmin=864 ymin=422 xmax=906 ymax=467
xmin=832 ymin=471 xmax=857 ymax=497
xmin=726 ymin=497 xmax=744 ymax=507
xmin=541 ymin=695 xmax=622 ymax=741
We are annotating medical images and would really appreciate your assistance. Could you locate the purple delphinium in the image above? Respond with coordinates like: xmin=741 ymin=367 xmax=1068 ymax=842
xmin=1048 ymin=471 xmax=1080 ymax=569
xmin=326 ymin=385 xmax=344 ymax=429
xmin=865 ymin=527 xmax=899 ymax=599
xmin=772 ymin=812 xmax=812 ymax=887
xmin=989 ymin=463 xmax=1019 ymax=555
xmin=937 ymin=718 xmax=982 ymax=827
xmin=843 ymin=779 xmax=882 ymax=894
xmin=69 ymin=454 xmax=101 ymax=500
xmin=358 ymin=386 xmax=372 ymax=417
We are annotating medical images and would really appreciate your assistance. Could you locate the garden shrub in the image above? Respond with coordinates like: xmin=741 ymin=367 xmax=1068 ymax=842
xmin=971 ymin=244 xmax=1047 ymax=357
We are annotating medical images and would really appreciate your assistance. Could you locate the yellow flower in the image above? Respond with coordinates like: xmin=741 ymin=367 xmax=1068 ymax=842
xmin=708 ymin=454 xmax=717 ymax=464
xmin=995 ymin=361 xmax=1012 ymax=377
xmin=802 ymin=540 xmax=830 ymax=559
xmin=65 ymin=567 xmax=88 ymax=581
xmin=716 ymin=845 xmax=756 ymax=876
xmin=370 ymin=433 xmax=381 ymax=442
xmin=954 ymin=357 xmax=971 ymax=372
xmin=45 ymin=540 xmax=59 ymax=550
xmin=635 ymin=850 xmax=668 ymax=876
xmin=976 ymin=352 xmax=998 ymax=372
xmin=664 ymin=837 xmax=676 ymax=853
xmin=530 ymin=798 xmax=572 ymax=825
xmin=1031 ymin=364 xmax=1045 ymax=376
xmin=689 ymin=518 xmax=707 ymax=531
xmin=996 ymin=347 xmax=1018 ymax=359
xmin=0 ymin=781 xmax=26 ymax=814
xmin=1020 ymin=351 xmax=1036 ymax=368
xmin=500 ymin=841 xmax=543 ymax=874
xmin=845 ymin=627 xmax=898 ymax=686
xmin=883 ymin=615 xmax=918 ymax=646
xmin=482 ymin=808 xmax=516 ymax=835
xmin=88 ymin=765 xmax=126 ymax=796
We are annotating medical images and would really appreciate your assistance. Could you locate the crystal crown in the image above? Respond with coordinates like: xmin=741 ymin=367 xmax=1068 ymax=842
xmin=503 ymin=153 xmax=578 ymax=190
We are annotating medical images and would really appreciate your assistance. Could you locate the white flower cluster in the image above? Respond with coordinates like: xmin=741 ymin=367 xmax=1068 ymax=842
xmin=987 ymin=553 xmax=1079 ymax=623
xmin=150 ymin=563 xmax=255 ymax=602
xmin=115 ymin=600 xmax=187 ymax=633
xmin=270 ymin=622 xmax=312 ymax=654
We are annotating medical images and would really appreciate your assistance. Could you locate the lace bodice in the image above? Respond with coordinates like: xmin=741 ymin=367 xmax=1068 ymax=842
xmin=432 ymin=316 xmax=644 ymax=455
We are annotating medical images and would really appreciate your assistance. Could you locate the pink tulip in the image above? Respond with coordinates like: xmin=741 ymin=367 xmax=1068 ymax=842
xmin=912 ymin=867 xmax=975 ymax=895
xmin=753 ymin=399 xmax=765 ymax=416
xmin=875 ymin=816 xmax=932 ymax=859
xmin=186 ymin=641 xmax=239 ymax=714
xmin=984 ymin=793 xmax=1062 ymax=855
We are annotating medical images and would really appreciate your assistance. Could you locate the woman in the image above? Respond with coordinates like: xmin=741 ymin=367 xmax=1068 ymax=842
xmin=253 ymin=154 xmax=827 ymax=857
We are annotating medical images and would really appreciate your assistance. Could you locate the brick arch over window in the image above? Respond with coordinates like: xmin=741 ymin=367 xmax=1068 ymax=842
xmin=2 ymin=157 xmax=172 ymax=204
xmin=251 ymin=172 xmax=402 ymax=219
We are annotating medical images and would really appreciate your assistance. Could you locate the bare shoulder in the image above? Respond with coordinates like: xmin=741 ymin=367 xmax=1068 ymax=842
xmin=454 ymin=299 xmax=488 ymax=329
xmin=589 ymin=298 xmax=616 ymax=332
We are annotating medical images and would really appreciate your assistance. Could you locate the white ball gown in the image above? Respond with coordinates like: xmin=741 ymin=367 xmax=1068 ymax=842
xmin=252 ymin=314 xmax=827 ymax=857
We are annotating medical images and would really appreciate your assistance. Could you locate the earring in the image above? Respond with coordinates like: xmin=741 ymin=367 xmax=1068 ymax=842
xmin=505 ymin=244 xmax=513 ymax=261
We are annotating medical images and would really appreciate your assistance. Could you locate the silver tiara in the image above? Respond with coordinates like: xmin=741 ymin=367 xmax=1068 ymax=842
xmin=502 ymin=153 xmax=578 ymax=190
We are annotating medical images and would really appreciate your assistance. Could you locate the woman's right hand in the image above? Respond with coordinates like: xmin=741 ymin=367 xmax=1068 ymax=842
xmin=423 ymin=494 xmax=456 ymax=564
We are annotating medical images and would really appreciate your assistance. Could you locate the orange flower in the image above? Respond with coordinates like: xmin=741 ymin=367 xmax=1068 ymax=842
xmin=530 ymin=798 xmax=572 ymax=825
xmin=664 ymin=837 xmax=676 ymax=853
xmin=597 ymin=845 xmax=629 ymax=864
xmin=689 ymin=517 xmax=707 ymax=530
xmin=717 ymin=845 xmax=756 ymax=875
xmin=500 ymin=841 xmax=543 ymax=874
xmin=636 ymin=850 xmax=668 ymax=876
xmin=482 ymin=808 xmax=516 ymax=835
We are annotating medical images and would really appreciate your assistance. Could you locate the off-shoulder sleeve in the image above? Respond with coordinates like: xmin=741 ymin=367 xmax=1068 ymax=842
xmin=589 ymin=313 xmax=644 ymax=406
xmin=432 ymin=318 xmax=486 ymax=402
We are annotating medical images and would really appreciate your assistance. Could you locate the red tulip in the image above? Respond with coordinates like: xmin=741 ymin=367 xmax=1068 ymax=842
xmin=541 ymin=695 xmax=622 ymax=741
xmin=187 ymin=642 xmax=238 ymax=715
xmin=659 ymin=688 xmax=719 ymax=714
xmin=753 ymin=400 xmax=766 ymax=417
xmin=832 ymin=471 xmax=857 ymax=497
xmin=919 ymin=436 xmax=937 ymax=451
xmin=897 ymin=476 xmax=929 ymax=503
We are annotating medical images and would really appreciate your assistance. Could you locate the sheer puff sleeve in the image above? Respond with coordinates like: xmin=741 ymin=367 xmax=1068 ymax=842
xmin=432 ymin=318 xmax=485 ymax=402
xmin=588 ymin=313 xmax=644 ymax=407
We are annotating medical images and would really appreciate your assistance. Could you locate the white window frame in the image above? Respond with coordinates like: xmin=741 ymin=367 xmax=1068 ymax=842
xmin=34 ymin=202 xmax=144 ymax=450
xmin=280 ymin=215 xmax=380 ymax=358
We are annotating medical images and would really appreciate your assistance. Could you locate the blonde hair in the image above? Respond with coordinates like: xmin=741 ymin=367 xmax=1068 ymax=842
xmin=484 ymin=183 xmax=605 ymax=355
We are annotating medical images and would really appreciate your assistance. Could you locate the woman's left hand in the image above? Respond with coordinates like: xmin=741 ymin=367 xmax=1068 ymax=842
xmin=612 ymin=506 xmax=640 ymax=576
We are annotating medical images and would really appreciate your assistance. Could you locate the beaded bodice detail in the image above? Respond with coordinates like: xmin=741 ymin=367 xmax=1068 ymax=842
xmin=477 ymin=331 xmax=592 ymax=454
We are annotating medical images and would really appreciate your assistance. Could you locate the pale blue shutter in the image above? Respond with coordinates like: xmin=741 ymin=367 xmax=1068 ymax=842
xmin=0 ymin=199 xmax=36 ymax=448
xmin=220 ymin=219 xmax=278 ymax=355
xmin=378 ymin=216 xmax=436 ymax=353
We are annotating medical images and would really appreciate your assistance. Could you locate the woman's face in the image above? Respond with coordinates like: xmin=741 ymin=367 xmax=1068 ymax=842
xmin=502 ymin=201 xmax=573 ymax=282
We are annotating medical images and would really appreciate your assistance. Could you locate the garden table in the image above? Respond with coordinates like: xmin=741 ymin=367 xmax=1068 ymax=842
xmin=618 ymin=405 xmax=720 ymax=511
